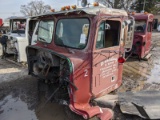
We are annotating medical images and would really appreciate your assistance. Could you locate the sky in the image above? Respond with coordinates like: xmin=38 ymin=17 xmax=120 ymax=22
xmin=0 ymin=0 xmax=81 ymax=20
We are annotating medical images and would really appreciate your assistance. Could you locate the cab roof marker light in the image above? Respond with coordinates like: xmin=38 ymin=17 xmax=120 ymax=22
xmin=77 ymin=0 xmax=105 ymax=8
xmin=144 ymin=12 xmax=148 ymax=14
xmin=61 ymin=6 xmax=72 ymax=11
xmin=65 ymin=6 xmax=71 ymax=10
xmin=93 ymin=2 xmax=99 ymax=6
xmin=61 ymin=6 xmax=65 ymax=11
xmin=71 ymin=5 xmax=77 ymax=9
xmin=50 ymin=9 xmax=55 ymax=12
xmin=132 ymin=12 xmax=135 ymax=15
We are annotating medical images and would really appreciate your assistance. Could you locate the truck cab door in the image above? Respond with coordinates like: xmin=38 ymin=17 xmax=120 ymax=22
xmin=31 ymin=21 xmax=39 ymax=45
xmin=91 ymin=19 xmax=123 ymax=96
xmin=91 ymin=19 xmax=135 ymax=97
xmin=28 ymin=19 xmax=39 ymax=45
xmin=121 ymin=19 xmax=135 ymax=52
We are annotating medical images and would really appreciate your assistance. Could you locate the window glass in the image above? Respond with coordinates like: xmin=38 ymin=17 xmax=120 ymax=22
xmin=135 ymin=20 xmax=146 ymax=32
xmin=147 ymin=22 xmax=152 ymax=32
xmin=96 ymin=22 xmax=105 ymax=48
xmin=38 ymin=20 xmax=54 ymax=43
xmin=11 ymin=19 xmax=26 ymax=34
xmin=96 ymin=20 xmax=120 ymax=49
xmin=55 ymin=18 xmax=90 ymax=49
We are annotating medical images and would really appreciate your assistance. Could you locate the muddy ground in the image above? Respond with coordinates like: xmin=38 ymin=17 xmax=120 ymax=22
xmin=0 ymin=32 xmax=160 ymax=120
xmin=114 ymin=32 xmax=160 ymax=120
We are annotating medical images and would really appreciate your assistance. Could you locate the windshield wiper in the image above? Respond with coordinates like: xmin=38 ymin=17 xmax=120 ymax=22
xmin=38 ymin=37 xmax=47 ymax=42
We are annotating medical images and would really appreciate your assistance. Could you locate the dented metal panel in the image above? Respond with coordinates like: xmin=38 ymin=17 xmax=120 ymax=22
xmin=119 ymin=91 xmax=160 ymax=119
xmin=26 ymin=7 xmax=130 ymax=120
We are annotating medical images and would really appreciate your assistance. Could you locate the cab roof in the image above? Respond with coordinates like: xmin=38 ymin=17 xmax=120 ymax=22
xmin=31 ymin=6 xmax=128 ymax=19
xmin=7 ymin=16 xmax=27 ymax=20
xmin=132 ymin=13 xmax=154 ymax=21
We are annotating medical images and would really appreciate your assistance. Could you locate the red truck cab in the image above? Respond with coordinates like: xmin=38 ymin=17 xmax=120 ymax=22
xmin=131 ymin=13 xmax=154 ymax=58
xmin=0 ymin=19 xmax=3 ymax=26
xmin=26 ymin=6 xmax=134 ymax=120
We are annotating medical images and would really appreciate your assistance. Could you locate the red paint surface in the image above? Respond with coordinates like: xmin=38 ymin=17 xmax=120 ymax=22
xmin=132 ymin=13 xmax=154 ymax=58
xmin=31 ymin=11 xmax=128 ymax=120
xmin=0 ymin=19 xmax=3 ymax=26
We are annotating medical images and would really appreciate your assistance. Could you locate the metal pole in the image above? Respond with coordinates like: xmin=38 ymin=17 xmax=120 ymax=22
xmin=77 ymin=0 xmax=79 ymax=6
xmin=143 ymin=0 xmax=146 ymax=12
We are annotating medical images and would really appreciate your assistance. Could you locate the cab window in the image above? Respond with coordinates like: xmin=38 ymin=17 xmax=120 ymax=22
xmin=147 ymin=22 xmax=152 ymax=32
xmin=55 ymin=18 xmax=90 ymax=49
xmin=96 ymin=20 xmax=121 ymax=49
xmin=11 ymin=19 xmax=26 ymax=34
xmin=135 ymin=20 xmax=146 ymax=32
xmin=37 ymin=20 xmax=54 ymax=43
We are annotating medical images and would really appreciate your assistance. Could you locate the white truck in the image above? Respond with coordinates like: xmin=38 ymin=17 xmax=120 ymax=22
xmin=157 ymin=24 xmax=160 ymax=31
xmin=0 ymin=16 xmax=38 ymax=62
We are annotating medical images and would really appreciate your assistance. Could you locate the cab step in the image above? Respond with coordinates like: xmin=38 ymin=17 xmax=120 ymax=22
xmin=94 ymin=94 xmax=118 ymax=109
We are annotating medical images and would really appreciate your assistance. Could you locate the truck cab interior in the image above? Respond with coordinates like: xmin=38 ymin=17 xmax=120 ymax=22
xmin=96 ymin=20 xmax=121 ymax=49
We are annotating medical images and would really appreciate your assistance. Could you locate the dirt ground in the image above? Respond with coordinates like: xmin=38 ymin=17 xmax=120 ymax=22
xmin=118 ymin=32 xmax=160 ymax=92
xmin=0 ymin=32 xmax=160 ymax=120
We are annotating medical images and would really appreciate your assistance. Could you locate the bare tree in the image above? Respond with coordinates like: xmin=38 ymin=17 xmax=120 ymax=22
xmin=20 ymin=0 xmax=51 ymax=16
xmin=131 ymin=0 xmax=160 ymax=14
xmin=96 ymin=0 xmax=134 ymax=10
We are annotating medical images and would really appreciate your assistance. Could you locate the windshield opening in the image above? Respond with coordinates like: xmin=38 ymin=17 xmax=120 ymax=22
xmin=134 ymin=20 xmax=146 ymax=33
xmin=11 ymin=19 xmax=26 ymax=34
xmin=37 ymin=20 xmax=54 ymax=43
xmin=55 ymin=18 xmax=90 ymax=49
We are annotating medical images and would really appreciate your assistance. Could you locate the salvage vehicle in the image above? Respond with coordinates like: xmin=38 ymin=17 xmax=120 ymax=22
xmin=130 ymin=12 xmax=154 ymax=59
xmin=26 ymin=3 xmax=135 ymax=120
xmin=0 ymin=18 xmax=2 ymax=26
xmin=0 ymin=18 xmax=9 ymax=37
xmin=1 ymin=16 xmax=38 ymax=62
